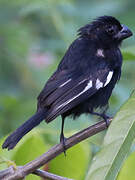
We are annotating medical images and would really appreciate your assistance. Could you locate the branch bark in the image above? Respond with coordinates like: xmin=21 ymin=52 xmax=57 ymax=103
xmin=0 ymin=167 xmax=72 ymax=180
xmin=33 ymin=169 xmax=73 ymax=180
xmin=1 ymin=118 xmax=112 ymax=180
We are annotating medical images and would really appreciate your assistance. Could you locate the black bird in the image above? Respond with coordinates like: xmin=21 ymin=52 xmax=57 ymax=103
xmin=2 ymin=16 xmax=132 ymax=151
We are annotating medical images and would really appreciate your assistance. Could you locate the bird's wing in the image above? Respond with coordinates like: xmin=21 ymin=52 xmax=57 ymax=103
xmin=42 ymin=68 xmax=113 ymax=123
xmin=37 ymin=69 xmax=72 ymax=105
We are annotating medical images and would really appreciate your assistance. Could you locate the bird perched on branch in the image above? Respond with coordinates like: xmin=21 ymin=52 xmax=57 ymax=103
xmin=2 ymin=16 xmax=132 ymax=152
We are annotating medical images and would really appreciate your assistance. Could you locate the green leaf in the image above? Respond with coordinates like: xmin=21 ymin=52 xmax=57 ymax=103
xmin=12 ymin=130 xmax=48 ymax=180
xmin=49 ymin=142 xmax=90 ymax=180
xmin=86 ymin=91 xmax=135 ymax=180
xmin=117 ymin=151 xmax=135 ymax=180
xmin=0 ymin=137 xmax=13 ymax=170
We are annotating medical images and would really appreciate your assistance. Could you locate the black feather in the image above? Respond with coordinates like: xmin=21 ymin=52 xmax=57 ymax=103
xmin=2 ymin=16 xmax=132 ymax=150
xmin=2 ymin=110 xmax=47 ymax=150
xmin=78 ymin=15 xmax=122 ymax=37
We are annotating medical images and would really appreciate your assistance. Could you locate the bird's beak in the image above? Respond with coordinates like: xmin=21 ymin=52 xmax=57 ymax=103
xmin=115 ymin=24 xmax=133 ymax=40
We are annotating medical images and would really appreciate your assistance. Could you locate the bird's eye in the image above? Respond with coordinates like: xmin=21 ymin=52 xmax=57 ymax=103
xmin=107 ymin=26 xmax=114 ymax=34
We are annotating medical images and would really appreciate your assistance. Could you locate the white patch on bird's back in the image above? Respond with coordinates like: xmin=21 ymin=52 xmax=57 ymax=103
xmin=104 ymin=71 xmax=113 ymax=87
xmin=59 ymin=79 xmax=72 ymax=87
xmin=96 ymin=49 xmax=105 ymax=57
xmin=96 ymin=79 xmax=103 ymax=89
xmin=56 ymin=80 xmax=92 ymax=110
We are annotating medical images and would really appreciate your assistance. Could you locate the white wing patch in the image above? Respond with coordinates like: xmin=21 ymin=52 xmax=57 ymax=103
xmin=104 ymin=71 xmax=113 ymax=87
xmin=59 ymin=79 xmax=71 ymax=87
xmin=56 ymin=71 xmax=113 ymax=111
xmin=56 ymin=80 xmax=92 ymax=110
xmin=96 ymin=79 xmax=103 ymax=89
xmin=84 ymin=80 xmax=92 ymax=90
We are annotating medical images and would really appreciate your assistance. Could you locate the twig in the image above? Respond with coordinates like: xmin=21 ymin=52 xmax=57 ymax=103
xmin=0 ymin=166 xmax=14 ymax=179
xmin=0 ymin=166 xmax=72 ymax=180
xmin=33 ymin=169 xmax=73 ymax=180
xmin=1 ymin=118 xmax=112 ymax=180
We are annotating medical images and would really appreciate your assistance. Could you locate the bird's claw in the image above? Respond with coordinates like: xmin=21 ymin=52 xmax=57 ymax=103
xmin=102 ymin=114 xmax=112 ymax=127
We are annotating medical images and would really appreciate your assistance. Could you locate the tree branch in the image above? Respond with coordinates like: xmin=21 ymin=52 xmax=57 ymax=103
xmin=33 ymin=169 xmax=73 ymax=180
xmin=1 ymin=118 xmax=112 ymax=180
xmin=0 ymin=166 xmax=72 ymax=180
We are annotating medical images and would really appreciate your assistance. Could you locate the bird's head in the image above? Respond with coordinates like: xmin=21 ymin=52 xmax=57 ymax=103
xmin=78 ymin=16 xmax=132 ymax=48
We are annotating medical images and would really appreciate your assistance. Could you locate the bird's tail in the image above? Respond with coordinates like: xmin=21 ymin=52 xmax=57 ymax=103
xmin=2 ymin=110 xmax=47 ymax=150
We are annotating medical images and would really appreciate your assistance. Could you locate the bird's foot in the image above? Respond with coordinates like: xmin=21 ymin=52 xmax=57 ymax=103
xmin=60 ymin=134 xmax=67 ymax=156
xmin=90 ymin=110 xmax=112 ymax=127
xmin=101 ymin=114 xmax=111 ymax=127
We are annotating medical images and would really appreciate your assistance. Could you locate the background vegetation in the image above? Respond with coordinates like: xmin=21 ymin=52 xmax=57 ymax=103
xmin=0 ymin=0 xmax=135 ymax=179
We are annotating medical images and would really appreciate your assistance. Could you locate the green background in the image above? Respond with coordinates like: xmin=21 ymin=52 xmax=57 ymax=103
xmin=0 ymin=0 xmax=135 ymax=179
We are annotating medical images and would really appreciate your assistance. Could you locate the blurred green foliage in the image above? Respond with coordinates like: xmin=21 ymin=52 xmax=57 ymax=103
xmin=118 ymin=151 xmax=135 ymax=180
xmin=0 ymin=0 xmax=135 ymax=179
xmin=87 ymin=91 xmax=135 ymax=180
